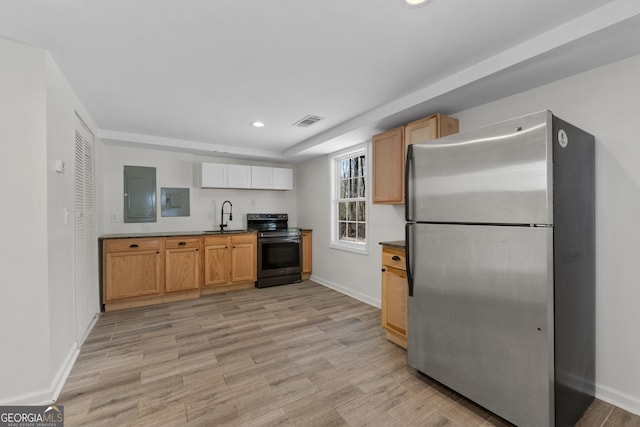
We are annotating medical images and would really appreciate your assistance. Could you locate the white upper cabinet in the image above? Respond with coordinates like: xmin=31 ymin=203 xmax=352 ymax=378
xmin=251 ymin=166 xmax=293 ymax=190
xmin=272 ymin=167 xmax=293 ymax=190
xmin=201 ymin=163 xmax=251 ymax=189
xmin=251 ymin=166 xmax=273 ymax=188
xmin=201 ymin=163 xmax=227 ymax=188
xmin=227 ymin=164 xmax=251 ymax=189
xmin=201 ymin=162 xmax=293 ymax=190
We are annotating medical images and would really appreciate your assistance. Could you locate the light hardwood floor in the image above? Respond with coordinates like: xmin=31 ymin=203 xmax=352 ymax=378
xmin=57 ymin=281 xmax=638 ymax=426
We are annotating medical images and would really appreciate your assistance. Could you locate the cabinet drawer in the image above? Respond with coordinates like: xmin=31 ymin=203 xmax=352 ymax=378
xmin=204 ymin=235 xmax=229 ymax=246
xmin=166 ymin=237 xmax=201 ymax=249
xmin=382 ymin=248 xmax=406 ymax=270
xmin=231 ymin=233 xmax=256 ymax=245
xmin=105 ymin=238 xmax=162 ymax=253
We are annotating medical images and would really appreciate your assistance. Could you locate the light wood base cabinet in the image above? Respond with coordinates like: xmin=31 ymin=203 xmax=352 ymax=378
xmin=203 ymin=236 xmax=230 ymax=286
xmin=165 ymin=237 xmax=201 ymax=292
xmin=231 ymin=234 xmax=256 ymax=283
xmin=372 ymin=113 xmax=459 ymax=204
xmin=103 ymin=238 xmax=163 ymax=302
xmin=203 ymin=234 xmax=256 ymax=288
xmin=103 ymin=232 xmax=257 ymax=311
xmin=302 ymin=230 xmax=312 ymax=280
xmin=381 ymin=245 xmax=408 ymax=349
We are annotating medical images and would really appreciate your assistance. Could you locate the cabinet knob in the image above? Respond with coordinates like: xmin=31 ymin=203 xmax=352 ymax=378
xmin=156 ymin=251 xmax=160 ymax=254
xmin=130 ymin=244 xmax=139 ymax=248
xmin=392 ymin=255 xmax=401 ymax=261
xmin=382 ymin=268 xmax=386 ymax=272
xmin=178 ymin=241 xmax=186 ymax=246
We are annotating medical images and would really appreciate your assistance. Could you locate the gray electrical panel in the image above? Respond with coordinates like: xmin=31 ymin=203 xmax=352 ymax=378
xmin=124 ymin=165 xmax=156 ymax=223
xmin=161 ymin=187 xmax=190 ymax=217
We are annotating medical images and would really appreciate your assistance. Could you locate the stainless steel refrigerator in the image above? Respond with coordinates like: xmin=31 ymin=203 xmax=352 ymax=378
xmin=405 ymin=110 xmax=595 ymax=427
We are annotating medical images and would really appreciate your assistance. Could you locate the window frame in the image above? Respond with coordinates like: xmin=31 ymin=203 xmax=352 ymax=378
xmin=329 ymin=144 xmax=369 ymax=255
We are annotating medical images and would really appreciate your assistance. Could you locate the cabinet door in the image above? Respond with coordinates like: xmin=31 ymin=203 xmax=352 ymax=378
xmin=302 ymin=230 xmax=312 ymax=274
xmin=227 ymin=164 xmax=252 ymax=189
xmin=231 ymin=235 xmax=256 ymax=282
xmin=405 ymin=113 xmax=459 ymax=146
xmin=251 ymin=166 xmax=273 ymax=189
xmin=272 ymin=167 xmax=293 ymax=190
xmin=204 ymin=242 xmax=230 ymax=286
xmin=372 ymin=127 xmax=404 ymax=204
xmin=104 ymin=250 xmax=161 ymax=300
xmin=382 ymin=266 xmax=408 ymax=339
xmin=405 ymin=115 xmax=439 ymax=147
xmin=201 ymin=163 xmax=227 ymax=188
xmin=165 ymin=238 xmax=200 ymax=292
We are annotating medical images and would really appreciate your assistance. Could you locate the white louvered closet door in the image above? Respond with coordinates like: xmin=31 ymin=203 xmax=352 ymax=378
xmin=74 ymin=113 xmax=98 ymax=342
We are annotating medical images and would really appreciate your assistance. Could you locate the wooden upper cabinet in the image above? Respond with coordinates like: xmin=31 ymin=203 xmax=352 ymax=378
xmin=372 ymin=127 xmax=405 ymax=204
xmin=372 ymin=113 xmax=459 ymax=204
xmin=405 ymin=113 xmax=459 ymax=146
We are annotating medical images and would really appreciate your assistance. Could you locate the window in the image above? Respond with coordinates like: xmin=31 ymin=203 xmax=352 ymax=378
xmin=331 ymin=145 xmax=368 ymax=254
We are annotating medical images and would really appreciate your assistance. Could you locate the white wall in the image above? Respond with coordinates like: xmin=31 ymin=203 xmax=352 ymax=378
xmin=0 ymin=37 xmax=51 ymax=404
xmin=99 ymin=144 xmax=299 ymax=235
xmin=296 ymin=149 xmax=405 ymax=307
xmin=297 ymin=53 xmax=640 ymax=415
xmin=0 ymin=37 xmax=100 ymax=404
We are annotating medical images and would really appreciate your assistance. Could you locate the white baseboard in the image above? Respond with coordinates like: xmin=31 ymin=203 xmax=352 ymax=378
xmin=0 ymin=313 xmax=99 ymax=406
xmin=597 ymin=382 xmax=640 ymax=416
xmin=0 ymin=344 xmax=78 ymax=406
xmin=77 ymin=313 xmax=100 ymax=349
xmin=50 ymin=313 xmax=100 ymax=403
xmin=310 ymin=274 xmax=381 ymax=308
xmin=47 ymin=344 xmax=81 ymax=404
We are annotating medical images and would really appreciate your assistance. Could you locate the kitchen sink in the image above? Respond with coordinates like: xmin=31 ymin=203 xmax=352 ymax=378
xmin=203 ymin=229 xmax=249 ymax=234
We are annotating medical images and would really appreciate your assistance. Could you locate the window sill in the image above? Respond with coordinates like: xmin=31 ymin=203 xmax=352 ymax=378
xmin=330 ymin=241 xmax=369 ymax=255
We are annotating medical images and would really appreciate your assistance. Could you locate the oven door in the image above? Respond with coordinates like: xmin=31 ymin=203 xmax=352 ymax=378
xmin=257 ymin=236 xmax=302 ymax=279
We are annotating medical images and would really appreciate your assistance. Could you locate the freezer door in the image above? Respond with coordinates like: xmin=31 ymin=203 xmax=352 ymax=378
xmin=407 ymin=223 xmax=554 ymax=427
xmin=406 ymin=110 xmax=553 ymax=225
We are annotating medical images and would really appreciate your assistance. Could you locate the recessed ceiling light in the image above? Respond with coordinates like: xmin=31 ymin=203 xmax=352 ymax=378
xmin=251 ymin=121 xmax=265 ymax=128
xmin=402 ymin=0 xmax=434 ymax=8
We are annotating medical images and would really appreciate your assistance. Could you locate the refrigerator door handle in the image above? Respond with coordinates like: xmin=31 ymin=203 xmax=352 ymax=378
xmin=405 ymin=223 xmax=414 ymax=297
xmin=405 ymin=144 xmax=414 ymax=222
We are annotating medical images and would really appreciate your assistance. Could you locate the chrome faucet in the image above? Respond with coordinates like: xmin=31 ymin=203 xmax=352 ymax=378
xmin=219 ymin=200 xmax=233 ymax=232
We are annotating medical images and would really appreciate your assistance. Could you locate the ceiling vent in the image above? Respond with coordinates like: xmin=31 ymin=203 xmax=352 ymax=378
xmin=293 ymin=115 xmax=324 ymax=127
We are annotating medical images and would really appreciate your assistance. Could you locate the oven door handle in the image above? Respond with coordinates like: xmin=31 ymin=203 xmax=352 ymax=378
xmin=258 ymin=237 xmax=301 ymax=244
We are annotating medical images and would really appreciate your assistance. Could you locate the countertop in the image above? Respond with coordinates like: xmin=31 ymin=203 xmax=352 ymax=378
xmin=379 ymin=240 xmax=405 ymax=249
xmin=100 ymin=230 xmax=256 ymax=240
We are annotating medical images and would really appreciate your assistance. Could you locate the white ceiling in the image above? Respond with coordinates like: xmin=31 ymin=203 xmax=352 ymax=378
xmin=1 ymin=0 xmax=640 ymax=162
